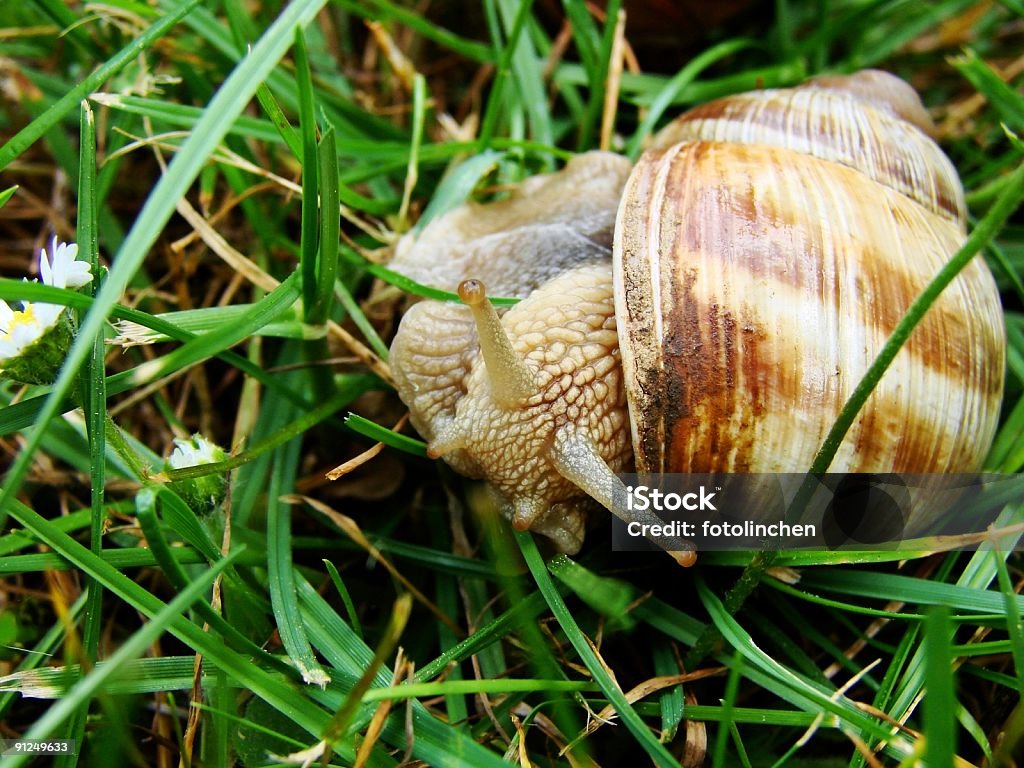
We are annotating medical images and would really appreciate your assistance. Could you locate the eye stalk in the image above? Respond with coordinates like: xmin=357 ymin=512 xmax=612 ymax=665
xmin=457 ymin=278 xmax=538 ymax=409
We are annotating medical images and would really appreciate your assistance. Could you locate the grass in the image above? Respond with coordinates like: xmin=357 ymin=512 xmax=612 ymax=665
xmin=0 ymin=1 xmax=1023 ymax=766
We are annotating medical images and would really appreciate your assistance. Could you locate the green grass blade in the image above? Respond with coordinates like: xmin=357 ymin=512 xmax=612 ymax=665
xmin=712 ymin=652 xmax=745 ymax=768
xmin=800 ymin=568 xmax=1024 ymax=615
xmin=0 ymin=657 xmax=221 ymax=699
xmin=334 ymin=0 xmax=492 ymax=62
xmin=547 ymin=553 xmax=636 ymax=631
xmin=414 ymin=150 xmax=503 ymax=232
xmin=0 ymin=545 xmax=209 ymax=574
xmin=924 ymin=605 xmax=956 ymax=767
xmin=0 ymin=186 xmax=17 ymax=208
xmin=295 ymin=26 xmax=320 ymax=316
xmin=991 ymin=549 xmax=1024 ymax=695
xmin=343 ymin=412 xmax=427 ymax=456
xmin=516 ymin=533 xmax=680 ymax=767
xmin=255 ymin=83 xmax=302 ymax=155
xmin=6 ymin=552 xmax=241 ymax=768
xmin=652 ymin=640 xmax=684 ymax=743
xmin=0 ymin=0 xmax=330 ymax=530
xmin=323 ymin=559 xmax=363 ymax=640
xmin=311 ymin=121 xmax=339 ymax=325
xmin=952 ymin=49 xmax=1024 ymax=133
xmin=414 ymin=592 xmax=547 ymax=682
xmin=267 ymin=424 xmax=330 ymax=686
xmin=0 ymin=0 xmax=204 ymax=170
xmin=59 ymin=96 xmax=103 ymax=768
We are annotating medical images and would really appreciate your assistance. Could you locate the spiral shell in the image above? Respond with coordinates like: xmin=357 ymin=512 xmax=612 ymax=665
xmin=615 ymin=71 xmax=1004 ymax=476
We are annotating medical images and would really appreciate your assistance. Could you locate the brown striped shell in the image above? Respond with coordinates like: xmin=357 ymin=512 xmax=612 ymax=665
xmin=615 ymin=70 xmax=1004 ymax=475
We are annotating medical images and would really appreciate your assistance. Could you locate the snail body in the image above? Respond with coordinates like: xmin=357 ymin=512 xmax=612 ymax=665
xmin=388 ymin=70 xmax=1005 ymax=560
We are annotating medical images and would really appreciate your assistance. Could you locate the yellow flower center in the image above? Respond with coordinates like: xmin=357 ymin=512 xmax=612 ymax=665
xmin=8 ymin=305 xmax=39 ymax=332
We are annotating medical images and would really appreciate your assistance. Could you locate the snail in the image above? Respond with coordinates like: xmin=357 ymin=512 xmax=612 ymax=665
xmin=386 ymin=70 xmax=1005 ymax=564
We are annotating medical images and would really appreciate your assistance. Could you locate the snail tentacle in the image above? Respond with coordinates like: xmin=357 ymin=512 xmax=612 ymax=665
xmin=548 ymin=424 xmax=696 ymax=567
xmin=425 ymin=417 xmax=465 ymax=459
xmin=457 ymin=278 xmax=537 ymax=408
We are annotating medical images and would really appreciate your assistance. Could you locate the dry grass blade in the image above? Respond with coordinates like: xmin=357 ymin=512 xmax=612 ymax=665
xmin=326 ymin=413 xmax=408 ymax=480
xmin=845 ymin=730 xmax=886 ymax=768
xmin=353 ymin=649 xmax=414 ymax=768
xmin=366 ymin=20 xmax=417 ymax=93
xmin=599 ymin=8 xmax=626 ymax=151
xmin=582 ymin=667 xmax=726 ymax=738
xmin=510 ymin=713 xmax=534 ymax=767
xmin=510 ymin=702 xmax=599 ymax=768
xmin=681 ymin=687 xmax=706 ymax=768
xmin=798 ymin=658 xmax=881 ymax=747
xmin=326 ymin=441 xmax=384 ymax=482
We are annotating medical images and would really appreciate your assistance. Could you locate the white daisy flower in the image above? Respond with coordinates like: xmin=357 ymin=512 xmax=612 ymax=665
xmin=0 ymin=238 xmax=93 ymax=384
xmin=0 ymin=300 xmax=62 ymax=359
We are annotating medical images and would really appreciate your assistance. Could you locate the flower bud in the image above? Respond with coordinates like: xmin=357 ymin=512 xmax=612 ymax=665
xmin=165 ymin=434 xmax=228 ymax=514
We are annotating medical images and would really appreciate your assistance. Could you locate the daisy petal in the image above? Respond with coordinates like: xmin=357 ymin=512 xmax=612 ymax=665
xmin=63 ymin=260 xmax=93 ymax=289
xmin=39 ymin=243 xmax=55 ymax=286
xmin=32 ymin=303 xmax=63 ymax=329
xmin=39 ymin=238 xmax=91 ymax=290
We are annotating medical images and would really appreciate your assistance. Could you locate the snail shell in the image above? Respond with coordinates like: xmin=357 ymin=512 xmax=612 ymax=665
xmin=618 ymin=71 xmax=1003 ymax=476
xmin=387 ymin=70 xmax=1005 ymax=558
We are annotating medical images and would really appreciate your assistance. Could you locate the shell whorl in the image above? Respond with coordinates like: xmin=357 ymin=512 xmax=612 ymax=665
xmin=648 ymin=70 xmax=966 ymax=228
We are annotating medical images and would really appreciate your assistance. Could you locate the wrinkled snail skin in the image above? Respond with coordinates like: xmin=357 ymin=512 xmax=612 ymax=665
xmin=387 ymin=69 xmax=1006 ymax=561
xmin=426 ymin=265 xmax=630 ymax=554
